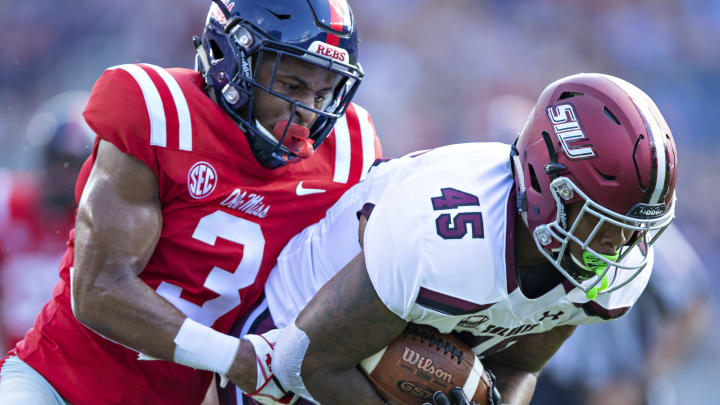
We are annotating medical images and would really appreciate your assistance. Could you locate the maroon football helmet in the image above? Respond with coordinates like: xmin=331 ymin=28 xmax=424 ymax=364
xmin=512 ymin=73 xmax=678 ymax=295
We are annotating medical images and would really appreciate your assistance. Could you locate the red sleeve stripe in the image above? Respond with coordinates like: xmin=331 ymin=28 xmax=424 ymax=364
xmin=344 ymin=103 xmax=364 ymax=184
xmin=332 ymin=113 xmax=351 ymax=184
xmin=109 ymin=64 xmax=193 ymax=152
xmin=141 ymin=65 xmax=179 ymax=150
xmin=111 ymin=64 xmax=167 ymax=148
xmin=145 ymin=64 xmax=193 ymax=151
xmin=353 ymin=104 xmax=378 ymax=180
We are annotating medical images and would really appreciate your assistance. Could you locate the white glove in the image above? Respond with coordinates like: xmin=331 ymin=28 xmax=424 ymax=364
xmin=243 ymin=329 xmax=299 ymax=405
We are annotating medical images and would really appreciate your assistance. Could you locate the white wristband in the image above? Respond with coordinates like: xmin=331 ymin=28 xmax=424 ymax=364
xmin=173 ymin=318 xmax=240 ymax=375
xmin=273 ymin=320 xmax=314 ymax=401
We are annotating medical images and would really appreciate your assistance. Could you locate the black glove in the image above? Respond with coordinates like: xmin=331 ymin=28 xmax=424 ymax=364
xmin=421 ymin=377 xmax=502 ymax=405
xmin=486 ymin=369 xmax=502 ymax=405
xmin=421 ymin=388 xmax=474 ymax=405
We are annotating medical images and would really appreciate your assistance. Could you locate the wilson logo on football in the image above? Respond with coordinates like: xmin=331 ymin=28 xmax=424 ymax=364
xmin=309 ymin=41 xmax=349 ymax=63
xmin=401 ymin=347 xmax=454 ymax=384
xmin=187 ymin=161 xmax=218 ymax=199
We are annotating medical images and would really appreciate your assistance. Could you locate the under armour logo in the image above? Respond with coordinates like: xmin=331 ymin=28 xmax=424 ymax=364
xmin=539 ymin=310 xmax=564 ymax=321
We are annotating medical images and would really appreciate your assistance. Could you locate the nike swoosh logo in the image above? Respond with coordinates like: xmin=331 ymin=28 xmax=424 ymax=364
xmin=296 ymin=181 xmax=326 ymax=196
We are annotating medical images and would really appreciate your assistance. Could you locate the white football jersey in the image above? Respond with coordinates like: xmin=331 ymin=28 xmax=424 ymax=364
xmin=265 ymin=142 xmax=653 ymax=357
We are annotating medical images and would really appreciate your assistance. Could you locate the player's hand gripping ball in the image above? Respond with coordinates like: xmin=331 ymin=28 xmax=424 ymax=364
xmin=360 ymin=324 xmax=500 ymax=405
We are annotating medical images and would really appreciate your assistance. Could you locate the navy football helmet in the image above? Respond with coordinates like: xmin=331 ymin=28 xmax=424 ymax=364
xmin=195 ymin=0 xmax=363 ymax=168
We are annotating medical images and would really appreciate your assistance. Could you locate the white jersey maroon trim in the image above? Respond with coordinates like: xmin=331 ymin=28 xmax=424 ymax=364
xmin=574 ymin=300 xmax=630 ymax=320
xmin=415 ymin=287 xmax=495 ymax=316
xmin=265 ymin=142 xmax=652 ymax=358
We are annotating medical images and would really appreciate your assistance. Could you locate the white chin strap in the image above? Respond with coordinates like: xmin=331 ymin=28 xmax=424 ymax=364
xmin=195 ymin=46 xmax=210 ymax=75
xmin=255 ymin=119 xmax=281 ymax=144
xmin=511 ymin=153 xmax=529 ymax=227
xmin=568 ymin=251 xmax=592 ymax=272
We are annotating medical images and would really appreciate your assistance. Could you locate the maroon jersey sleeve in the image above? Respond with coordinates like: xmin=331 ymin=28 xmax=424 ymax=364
xmin=82 ymin=66 xmax=159 ymax=174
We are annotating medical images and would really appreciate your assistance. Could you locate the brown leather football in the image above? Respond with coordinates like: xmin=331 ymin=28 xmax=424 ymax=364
xmin=360 ymin=324 xmax=493 ymax=405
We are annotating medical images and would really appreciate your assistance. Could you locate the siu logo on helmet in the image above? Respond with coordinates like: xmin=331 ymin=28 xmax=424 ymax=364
xmin=187 ymin=161 xmax=218 ymax=199
xmin=547 ymin=103 xmax=596 ymax=160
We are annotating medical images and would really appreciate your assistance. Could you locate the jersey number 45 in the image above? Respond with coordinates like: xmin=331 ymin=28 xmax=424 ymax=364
xmin=431 ymin=188 xmax=484 ymax=240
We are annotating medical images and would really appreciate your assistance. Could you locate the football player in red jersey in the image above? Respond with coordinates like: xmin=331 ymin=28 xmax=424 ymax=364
xmin=0 ymin=0 xmax=380 ymax=404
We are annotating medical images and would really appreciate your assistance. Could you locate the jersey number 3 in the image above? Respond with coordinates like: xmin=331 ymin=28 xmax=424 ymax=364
xmin=156 ymin=210 xmax=264 ymax=326
xmin=431 ymin=188 xmax=484 ymax=239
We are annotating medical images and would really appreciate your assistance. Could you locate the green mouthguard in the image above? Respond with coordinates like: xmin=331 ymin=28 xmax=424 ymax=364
xmin=582 ymin=251 xmax=619 ymax=300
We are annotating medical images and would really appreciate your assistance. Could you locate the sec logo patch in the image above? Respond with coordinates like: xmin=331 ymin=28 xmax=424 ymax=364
xmin=187 ymin=161 xmax=217 ymax=199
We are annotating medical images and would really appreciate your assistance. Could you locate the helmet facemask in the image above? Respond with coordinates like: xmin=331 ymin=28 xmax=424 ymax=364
xmin=533 ymin=176 xmax=675 ymax=298
xmin=197 ymin=0 xmax=363 ymax=168
xmin=239 ymin=42 xmax=361 ymax=167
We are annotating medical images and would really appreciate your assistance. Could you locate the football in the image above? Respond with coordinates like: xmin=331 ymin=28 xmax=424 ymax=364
xmin=360 ymin=324 xmax=494 ymax=405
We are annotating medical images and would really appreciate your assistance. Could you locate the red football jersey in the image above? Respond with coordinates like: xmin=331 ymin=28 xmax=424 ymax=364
xmin=11 ymin=64 xmax=381 ymax=404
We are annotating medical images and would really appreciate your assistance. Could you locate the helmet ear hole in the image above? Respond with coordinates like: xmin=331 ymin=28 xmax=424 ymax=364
xmin=209 ymin=39 xmax=224 ymax=60
xmin=603 ymin=107 xmax=621 ymax=125
xmin=528 ymin=163 xmax=542 ymax=193
xmin=558 ymin=91 xmax=583 ymax=100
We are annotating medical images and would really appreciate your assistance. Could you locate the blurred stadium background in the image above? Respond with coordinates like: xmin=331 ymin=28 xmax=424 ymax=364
xmin=1 ymin=1 xmax=718 ymax=404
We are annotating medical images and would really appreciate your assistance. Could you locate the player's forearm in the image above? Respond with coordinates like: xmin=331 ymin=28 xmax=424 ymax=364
xmin=71 ymin=138 xmax=178 ymax=358
xmin=304 ymin=367 xmax=385 ymax=404
xmin=72 ymin=268 xmax=186 ymax=360
xmin=271 ymin=252 xmax=405 ymax=404
xmin=481 ymin=360 xmax=538 ymax=405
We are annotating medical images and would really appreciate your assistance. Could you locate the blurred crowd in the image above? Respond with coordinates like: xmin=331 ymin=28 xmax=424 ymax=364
xmin=1 ymin=0 xmax=718 ymax=403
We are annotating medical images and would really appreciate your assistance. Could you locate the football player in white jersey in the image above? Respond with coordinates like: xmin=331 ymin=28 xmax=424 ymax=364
xmin=223 ymin=73 xmax=678 ymax=405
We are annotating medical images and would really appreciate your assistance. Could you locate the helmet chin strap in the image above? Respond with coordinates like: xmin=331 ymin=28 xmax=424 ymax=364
xmin=194 ymin=39 xmax=211 ymax=77
xmin=568 ymin=251 xmax=592 ymax=271
xmin=510 ymin=135 xmax=567 ymax=230
xmin=510 ymin=148 xmax=529 ymax=228
xmin=254 ymin=119 xmax=278 ymax=143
